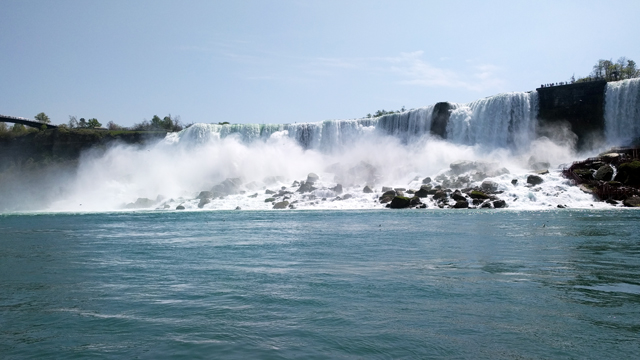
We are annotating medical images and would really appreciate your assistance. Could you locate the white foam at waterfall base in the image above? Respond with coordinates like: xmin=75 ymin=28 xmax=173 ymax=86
xmin=45 ymin=91 xmax=617 ymax=212
xmin=604 ymin=77 xmax=640 ymax=146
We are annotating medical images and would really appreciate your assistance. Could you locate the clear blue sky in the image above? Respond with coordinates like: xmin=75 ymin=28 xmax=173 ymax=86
xmin=1 ymin=0 xmax=638 ymax=127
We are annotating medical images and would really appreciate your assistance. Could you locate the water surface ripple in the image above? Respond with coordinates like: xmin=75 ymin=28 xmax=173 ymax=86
xmin=1 ymin=210 xmax=639 ymax=359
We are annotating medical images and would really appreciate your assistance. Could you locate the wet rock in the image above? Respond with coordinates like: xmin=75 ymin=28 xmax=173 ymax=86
xmin=469 ymin=190 xmax=490 ymax=200
xmin=306 ymin=173 xmax=320 ymax=184
xmin=492 ymin=200 xmax=507 ymax=208
xmin=452 ymin=200 xmax=469 ymax=208
xmin=211 ymin=178 xmax=242 ymax=196
xmin=536 ymin=169 xmax=550 ymax=175
xmin=297 ymin=181 xmax=317 ymax=193
xmin=573 ymin=168 xmax=593 ymax=182
xmin=235 ymin=206 xmax=242 ymax=210
xmin=526 ymin=174 xmax=544 ymax=185
xmin=616 ymin=161 xmax=640 ymax=187
xmin=557 ymin=204 xmax=566 ymax=208
xmin=249 ymin=193 xmax=258 ymax=198
xmin=432 ymin=190 xmax=447 ymax=200
xmin=363 ymin=185 xmax=374 ymax=193
xmin=265 ymin=189 xmax=276 ymax=195
xmin=176 ymin=205 xmax=185 ymax=210
xmin=409 ymin=196 xmax=422 ymax=207
xmin=451 ymin=190 xmax=466 ymax=202
xmin=198 ymin=198 xmax=210 ymax=208
xmin=342 ymin=194 xmax=353 ymax=200
xmin=292 ymin=180 xmax=300 ymax=187
xmin=623 ymin=195 xmax=640 ymax=207
xmin=415 ymin=185 xmax=431 ymax=198
xmin=389 ymin=196 xmax=411 ymax=209
xmin=422 ymin=177 xmax=432 ymax=184
xmin=196 ymin=191 xmax=213 ymax=200
xmin=379 ymin=196 xmax=393 ymax=204
xmin=264 ymin=197 xmax=276 ymax=202
xmin=382 ymin=186 xmax=393 ymax=192
xmin=394 ymin=188 xmax=406 ymax=192
xmin=273 ymin=201 xmax=290 ymax=209
xmin=332 ymin=184 xmax=343 ymax=194
xmin=481 ymin=180 xmax=499 ymax=193
xmin=594 ymin=165 xmax=614 ymax=181
xmin=511 ymin=179 xmax=518 ymax=185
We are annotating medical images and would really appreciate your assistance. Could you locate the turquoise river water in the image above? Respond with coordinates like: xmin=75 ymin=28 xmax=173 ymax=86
xmin=1 ymin=209 xmax=639 ymax=359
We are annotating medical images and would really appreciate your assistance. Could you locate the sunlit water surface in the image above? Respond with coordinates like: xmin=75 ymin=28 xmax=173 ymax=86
xmin=1 ymin=209 xmax=639 ymax=359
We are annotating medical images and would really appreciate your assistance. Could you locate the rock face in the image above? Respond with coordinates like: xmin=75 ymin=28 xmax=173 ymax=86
xmin=536 ymin=80 xmax=607 ymax=151
xmin=527 ymin=174 xmax=544 ymax=185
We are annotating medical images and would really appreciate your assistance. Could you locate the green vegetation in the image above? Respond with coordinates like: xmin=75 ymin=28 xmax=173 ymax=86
xmin=575 ymin=57 xmax=640 ymax=83
xmin=366 ymin=106 xmax=407 ymax=118
xmin=34 ymin=112 xmax=50 ymax=124
xmin=132 ymin=114 xmax=183 ymax=132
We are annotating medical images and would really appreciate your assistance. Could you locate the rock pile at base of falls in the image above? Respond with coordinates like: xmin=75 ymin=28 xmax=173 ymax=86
xmin=563 ymin=149 xmax=640 ymax=206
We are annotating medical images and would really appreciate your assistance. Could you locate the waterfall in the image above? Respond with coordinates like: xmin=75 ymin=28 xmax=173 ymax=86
xmin=170 ymin=94 xmax=538 ymax=153
xmin=604 ymin=78 xmax=640 ymax=146
xmin=446 ymin=91 xmax=538 ymax=151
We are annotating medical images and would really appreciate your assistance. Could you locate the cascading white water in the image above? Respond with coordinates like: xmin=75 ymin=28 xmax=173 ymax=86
xmin=447 ymin=92 xmax=538 ymax=151
xmin=42 ymin=87 xmax=612 ymax=213
xmin=604 ymin=77 xmax=640 ymax=146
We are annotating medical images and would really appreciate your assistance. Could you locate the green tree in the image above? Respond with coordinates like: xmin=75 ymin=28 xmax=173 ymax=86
xmin=12 ymin=123 xmax=26 ymax=133
xmin=87 ymin=118 xmax=102 ymax=128
xmin=78 ymin=118 xmax=87 ymax=128
xmin=34 ymin=112 xmax=50 ymax=124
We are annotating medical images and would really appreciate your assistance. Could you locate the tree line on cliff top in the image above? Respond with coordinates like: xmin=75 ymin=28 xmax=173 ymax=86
xmin=575 ymin=57 xmax=640 ymax=83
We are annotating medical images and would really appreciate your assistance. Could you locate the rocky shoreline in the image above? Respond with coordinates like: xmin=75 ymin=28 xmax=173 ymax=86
xmin=562 ymin=147 xmax=640 ymax=207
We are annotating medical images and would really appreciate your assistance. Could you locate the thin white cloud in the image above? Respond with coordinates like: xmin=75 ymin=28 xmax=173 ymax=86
xmin=389 ymin=51 xmax=505 ymax=91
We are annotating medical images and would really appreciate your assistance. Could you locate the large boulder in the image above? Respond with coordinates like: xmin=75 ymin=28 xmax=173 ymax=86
xmin=616 ymin=161 xmax=640 ymax=187
xmin=332 ymin=184 xmax=343 ymax=194
xmin=306 ymin=173 xmax=320 ymax=184
xmin=468 ymin=190 xmax=489 ymax=200
xmin=211 ymin=178 xmax=242 ymax=196
xmin=594 ymin=165 xmax=614 ymax=181
xmin=297 ymin=181 xmax=317 ymax=193
xmin=481 ymin=180 xmax=499 ymax=193
xmin=492 ymin=199 xmax=507 ymax=208
xmin=422 ymin=177 xmax=432 ymax=184
xmin=526 ymin=174 xmax=544 ymax=185
xmin=363 ymin=185 xmax=374 ymax=193
xmin=198 ymin=198 xmax=210 ymax=208
xmin=452 ymin=200 xmax=469 ymax=208
xmin=389 ymin=196 xmax=411 ymax=209
xmin=415 ymin=185 xmax=430 ymax=198
xmin=432 ymin=190 xmax=447 ymax=200
xmin=451 ymin=190 xmax=466 ymax=202
xmin=273 ymin=201 xmax=290 ymax=209
xmin=623 ymin=195 xmax=640 ymax=207
xmin=196 ymin=191 xmax=213 ymax=200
